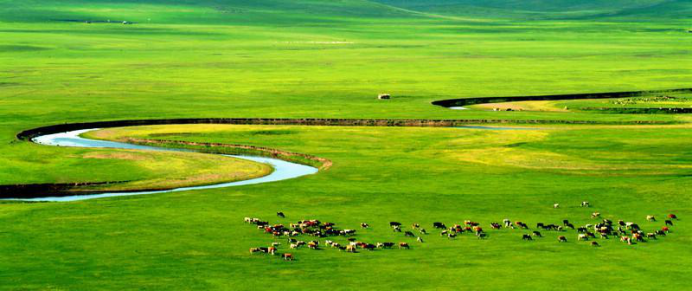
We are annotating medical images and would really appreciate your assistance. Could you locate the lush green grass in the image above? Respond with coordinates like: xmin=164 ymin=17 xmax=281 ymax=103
xmin=1 ymin=0 xmax=692 ymax=289
xmin=3 ymin=124 xmax=691 ymax=290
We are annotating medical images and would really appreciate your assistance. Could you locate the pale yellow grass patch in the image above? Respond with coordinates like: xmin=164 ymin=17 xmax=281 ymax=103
xmin=84 ymin=152 xmax=146 ymax=161
xmin=470 ymin=101 xmax=568 ymax=112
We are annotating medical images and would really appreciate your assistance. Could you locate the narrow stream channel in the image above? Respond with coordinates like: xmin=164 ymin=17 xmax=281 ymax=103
xmin=10 ymin=129 xmax=318 ymax=202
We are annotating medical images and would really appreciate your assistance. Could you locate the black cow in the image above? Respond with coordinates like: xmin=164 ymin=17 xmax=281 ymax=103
xmin=522 ymin=234 xmax=533 ymax=241
xmin=379 ymin=242 xmax=395 ymax=248
xmin=433 ymin=222 xmax=446 ymax=229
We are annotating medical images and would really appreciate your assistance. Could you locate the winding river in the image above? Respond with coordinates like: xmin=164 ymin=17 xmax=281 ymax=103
xmin=10 ymin=129 xmax=318 ymax=202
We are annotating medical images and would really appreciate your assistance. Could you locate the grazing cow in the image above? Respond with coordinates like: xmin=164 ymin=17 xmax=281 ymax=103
xmin=447 ymin=232 xmax=457 ymax=239
xmin=581 ymin=201 xmax=590 ymax=207
xmin=662 ymin=226 xmax=670 ymax=233
xmin=405 ymin=231 xmax=415 ymax=237
xmin=621 ymin=236 xmax=632 ymax=245
xmin=591 ymin=241 xmax=599 ymax=247
xmin=522 ymin=234 xmax=533 ymax=241
xmin=536 ymin=222 xmax=545 ymax=229
xmin=308 ymin=241 xmax=318 ymax=250
xmin=465 ymin=221 xmax=480 ymax=227
xmin=417 ymin=237 xmax=424 ymax=243
xmin=345 ymin=245 xmax=357 ymax=253
xmin=564 ymin=223 xmax=574 ymax=229
xmin=646 ymin=215 xmax=656 ymax=222
xmin=577 ymin=227 xmax=587 ymax=233
xmin=558 ymin=236 xmax=567 ymax=243
xmin=633 ymin=233 xmax=644 ymax=242
xmin=249 ymin=248 xmax=261 ymax=254
xmin=331 ymin=243 xmax=341 ymax=249
xmin=412 ymin=223 xmax=420 ymax=229
xmin=578 ymin=234 xmax=589 ymax=241
xmin=363 ymin=244 xmax=376 ymax=251
xmin=380 ymin=242 xmax=395 ymax=249
xmin=665 ymin=220 xmax=673 ymax=226
xmin=244 ymin=217 xmax=253 ymax=223
xmin=591 ymin=212 xmax=601 ymax=219
xmin=433 ymin=222 xmax=446 ymax=229
xmin=477 ymin=233 xmax=487 ymax=239
xmin=516 ymin=222 xmax=528 ymax=229
xmin=491 ymin=223 xmax=501 ymax=230
xmin=544 ymin=224 xmax=558 ymax=231
xmin=282 ymin=253 xmax=294 ymax=261
xmin=646 ymin=233 xmax=657 ymax=239
xmin=390 ymin=222 xmax=402 ymax=228
xmin=668 ymin=214 xmax=678 ymax=220
xmin=272 ymin=242 xmax=280 ymax=248
xmin=419 ymin=229 xmax=427 ymax=235
xmin=440 ymin=230 xmax=448 ymax=236
xmin=655 ymin=230 xmax=666 ymax=236
xmin=503 ymin=219 xmax=512 ymax=228
xmin=361 ymin=223 xmax=369 ymax=229
xmin=268 ymin=247 xmax=276 ymax=255
xmin=399 ymin=242 xmax=410 ymax=249
xmin=532 ymin=231 xmax=542 ymax=237
xmin=277 ymin=212 xmax=285 ymax=218
xmin=392 ymin=225 xmax=402 ymax=232
xmin=562 ymin=219 xmax=570 ymax=226
xmin=554 ymin=203 xmax=560 ymax=209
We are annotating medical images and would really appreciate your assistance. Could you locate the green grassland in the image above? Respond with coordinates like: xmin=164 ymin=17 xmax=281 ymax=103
xmin=4 ymin=124 xmax=692 ymax=289
xmin=1 ymin=0 xmax=692 ymax=289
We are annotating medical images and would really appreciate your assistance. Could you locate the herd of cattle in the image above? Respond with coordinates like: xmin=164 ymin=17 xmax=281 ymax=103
xmin=245 ymin=209 xmax=679 ymax=261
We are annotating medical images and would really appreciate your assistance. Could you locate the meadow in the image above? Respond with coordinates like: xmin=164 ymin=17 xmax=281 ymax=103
xmin=1 ymin=0 xmax=692 ymax=289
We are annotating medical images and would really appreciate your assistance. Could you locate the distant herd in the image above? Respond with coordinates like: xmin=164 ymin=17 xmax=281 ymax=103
xmin=246 ymin=203 xmax=679 ymax=261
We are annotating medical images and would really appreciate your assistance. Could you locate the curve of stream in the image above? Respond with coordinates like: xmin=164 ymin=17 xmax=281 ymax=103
xmin=432 ymin=88 xmax=692 ymax=109
xmin=9 ymin=129 xmax=318 ymax=202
